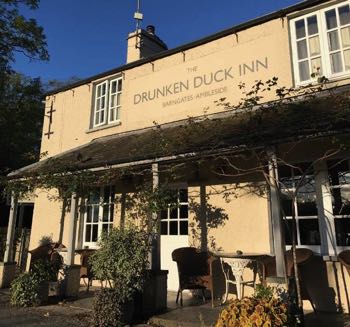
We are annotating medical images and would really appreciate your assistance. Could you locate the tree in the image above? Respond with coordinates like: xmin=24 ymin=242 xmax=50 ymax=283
xmin=0 ymin=72 xmax=44 ymax=175
xmin=0 ymin=0 xmax=49 ymax=72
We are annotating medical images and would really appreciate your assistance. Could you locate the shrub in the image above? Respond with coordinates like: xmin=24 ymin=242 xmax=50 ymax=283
xmin=93 ymin=288 xmax=133 ymax=327
xmin=215 ymin=296 xmax=288 ymax=327
xmin=90 ymin=227 xmax=150 ymax=326
xmin=10 ymin=272 xmax=41 ymax=307
xmin=10 ymin=259 xmax=60 ymax=307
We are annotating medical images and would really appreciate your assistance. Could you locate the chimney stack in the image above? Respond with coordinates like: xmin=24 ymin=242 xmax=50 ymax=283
xmin=126 ymin=25 xmax=168 ymax=63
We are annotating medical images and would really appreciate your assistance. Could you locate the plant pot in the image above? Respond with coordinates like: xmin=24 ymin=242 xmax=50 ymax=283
xmin=120 ymin=298 xmax=134 ymax=325
xmin=37 ymin=281 xmax=49 ymax=304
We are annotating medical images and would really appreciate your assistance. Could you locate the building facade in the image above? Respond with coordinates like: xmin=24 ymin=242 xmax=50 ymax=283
xmin=4 ymin=0 xmax=350 ymax=312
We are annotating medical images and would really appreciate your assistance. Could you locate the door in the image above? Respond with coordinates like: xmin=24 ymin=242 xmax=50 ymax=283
xmin=160 ymin=188 xmax=189 ymax=291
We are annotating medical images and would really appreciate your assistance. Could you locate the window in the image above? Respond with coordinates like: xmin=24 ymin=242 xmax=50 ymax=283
xmin=328 ymin=160 xmax=350 ymax=246
xmin=83 ymin=186 xmax=115 ymax=248
xmin=291 ymin=1 xmax=350 ymax=84
xmin=279 ymin=163 xmax=321 ymax=247
xmin=160 ymin=188 xmax=189 ymax=236
xmin=93 ymin=77 xmax=122 ymax=128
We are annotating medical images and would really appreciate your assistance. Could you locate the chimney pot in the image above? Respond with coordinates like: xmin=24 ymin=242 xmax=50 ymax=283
xmin=146 ymin=25 xmax=155 ymax=35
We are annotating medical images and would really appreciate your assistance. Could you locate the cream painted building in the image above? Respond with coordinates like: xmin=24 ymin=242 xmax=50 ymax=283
xmin=3 ymin=0 xmax=350 ymax=312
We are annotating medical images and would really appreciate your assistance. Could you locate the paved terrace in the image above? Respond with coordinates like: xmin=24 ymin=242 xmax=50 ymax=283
xmin=1 ymin=287 xmax=350 ymax=326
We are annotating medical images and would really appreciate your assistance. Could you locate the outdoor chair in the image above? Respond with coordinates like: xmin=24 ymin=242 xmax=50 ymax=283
xmin=260 ymin=248 xmax=316 ymax=312
xmin=338 ymin=250 xmax=350 ymax=277
xmin=76 ymin=249 xmax=96 ymax=292
xmin=172 ymin=247 xmax=215 ymax=307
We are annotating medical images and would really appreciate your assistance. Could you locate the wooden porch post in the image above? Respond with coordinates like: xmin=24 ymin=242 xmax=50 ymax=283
xmin=150 ymin=163 xmax=161 ymax=271
xmin=4 ymin=194 xmax=18 ymax=263
xmin=67 ymin=192 xmax=78 ymax=266
xmin=267 ymin=149 xmax=287 ymax=279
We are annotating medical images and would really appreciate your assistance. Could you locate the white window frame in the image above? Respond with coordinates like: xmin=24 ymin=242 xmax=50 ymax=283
xmin=290 ymin=0 xmax=350 ymax=85
xmin=160 ymin=187 xmax=189 ymax=236
xmin=92 ymin=77 xmax=122 ymax=128
xmin=82 ymin=186 xmax=115 ymax=248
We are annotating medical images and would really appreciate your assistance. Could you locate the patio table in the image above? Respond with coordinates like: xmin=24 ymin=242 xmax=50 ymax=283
xmin=213 ymin=252 xmax=269 ymax=302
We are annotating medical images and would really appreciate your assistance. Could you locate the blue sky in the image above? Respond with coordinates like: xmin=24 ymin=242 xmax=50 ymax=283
xmin=13 ymin=0 xmax=299 ymax=82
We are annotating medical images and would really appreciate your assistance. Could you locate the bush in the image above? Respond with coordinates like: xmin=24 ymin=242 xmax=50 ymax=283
xmin=93 ymin=288 xmax=134 ymax=327
xmin=10 ymin=272 xmax=41 ymax=307
xmin=90 ymin=227 xmax=150 ymax=326
xmin=10 ymin=259 xmax=60 ymax=307
xmin=215 ymin=296 xmax=288 ymax=327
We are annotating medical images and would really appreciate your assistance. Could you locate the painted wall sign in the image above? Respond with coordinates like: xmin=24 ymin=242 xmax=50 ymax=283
xmin=133 ymin=57 xmax=269 ymax=108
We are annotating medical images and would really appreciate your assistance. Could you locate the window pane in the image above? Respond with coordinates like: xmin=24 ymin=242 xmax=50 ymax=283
xmin=87 ymin=208 xmax=92 ymax=223
xmin=161 ymin=209 xmax=167 ymax=220
xmin=111 ymin=81 xmax=117 ymax=93
xmin=117 ymin=93 xmax=121 ymax=105
xmin=115 ymin=107 xmax=120 ymax=120
xmin=117 ymin=79 xmax=122 ymax=91
xmin=97 ymin=85 xmax=101 ymax=97
xmin=309 ymin=36 xmax=320 ymax=56
xmin=281 ymin=193 xmax=293 ymax=217
xmin=335 ymin=218 xmax=350 ymax=245
xmin=102 ymin=224 xmax=109 ymax=235
xmin=103 ymin=205 xmax=109 ymax=222
xmin=102 ymin=83 xmax=106 ymax=95
xmin=326 ymin=9 xmax=338 ymax=30
xmin=344 ymin=50 xmax=350 ymax=70
xmin=311 ymin=57 xmax=322 ymax=75
xmin=297 ymin=39 xmax=308 ymax=59
xmin=180 ymin=205 xmax=188 ymax=218
xmin=328 ymin=160 xmax=350 ymax=185
xmin=297 ymin=194 xmax=317 ymax=216
xmin=328 ymin=31 xmax=340 ymax=51
xmin=170 ymin=221 xmax=178 ymax=235
xmin=92 ymin=225 xmax=98 ymax=242
xmin=296 ymin=19 xmax=306 ymax=39
xmin=331 ymin=52 xmax=344 ymax=73
xmin=180 ymin=221 xmax=188 ymax=235
xmin=307 ymin=15 xmax=318 ymax=35
xmin=339 ymin=5 xmax=350 ymax=26
xmin=110 ymin=94 xmax=116 ymax=107
xmin=299 ymin=61 xmax=310 ymax=81
xmin=170 ymin=207 xmax=178 ymax=219
xmin=110 ymin=204 xmax=114 ymax=222
xmin=85 ymin=225 xmax=91 ymax=242
xmin=179 ymin=189 xmax=188 ymax=202
xmin=299 ymin=219 xmax=321 ymax=245
xmin=93 ymin=206 xmax=99 ymax=222
xmin=332 ymin=187 xmax=350 ymax=215
xmin=161 ymin=221 xmax=168 ymax=235
xmin=100 ymin=110 xmax=105 ymax=123
xmin=109 ymin=108 xmax=115 ymax=122
xmin=341 ymin=27 xmax=350 ymax=47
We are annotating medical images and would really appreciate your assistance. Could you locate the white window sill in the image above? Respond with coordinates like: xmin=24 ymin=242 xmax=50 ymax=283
xmin=86 ymin=120 xmax=121 ymax=134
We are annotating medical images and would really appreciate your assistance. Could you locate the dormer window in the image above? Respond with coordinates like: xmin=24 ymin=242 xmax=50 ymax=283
xmin=92 ymin=77 xmax=122 ymax=128
xmin=290 ymin=1 xmax=350 ymax=85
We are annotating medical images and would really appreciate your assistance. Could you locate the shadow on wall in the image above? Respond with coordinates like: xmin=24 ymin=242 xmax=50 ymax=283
xmin=189 ymin=185 xmax=229 ymax=251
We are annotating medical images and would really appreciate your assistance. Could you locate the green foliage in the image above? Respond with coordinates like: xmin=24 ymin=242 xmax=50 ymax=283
xmin=215 ymin=296 xmax=288 ymax=327
xmin=0 ymin=0 xmax=48 ymax=71
xmin=10 ymin=272 xmax=41 ymax=307
xmin=90 ymin=227 xmax=150 ymax=300
xmin=93 ymin=288 xmax=133 ymax=327
xmin=255 ymin=284 xmax=275 ymax=300
xmin=10 ymin=259 xmax=61 ymax=307
xmin=0 ymin=73 xmax=44 ymax=175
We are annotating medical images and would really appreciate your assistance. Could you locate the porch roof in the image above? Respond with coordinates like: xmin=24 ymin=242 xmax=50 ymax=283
xmin=8 ymin=87 xmax=350 ymax=179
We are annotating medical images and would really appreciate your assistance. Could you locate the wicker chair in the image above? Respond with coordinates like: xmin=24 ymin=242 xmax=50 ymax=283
xmin=172 ymin=247 xmax=215 ymax=307
xmin=260 ymin=248 xmax=315 ymax=312
xmin=338 ymin=250 xmax=350 ymax=277
xmin=76 ymin=249 xmax=96 ymax=292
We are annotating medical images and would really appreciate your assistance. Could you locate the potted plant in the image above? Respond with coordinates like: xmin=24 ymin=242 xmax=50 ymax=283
xmin=89 ymin=227 xmax=150 ymax=327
